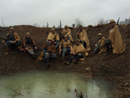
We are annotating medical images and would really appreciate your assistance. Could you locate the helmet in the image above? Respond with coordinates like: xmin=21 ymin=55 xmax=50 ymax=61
xmin=10 ymin=27 xmax=14 ymax=30
xmin=75 ymin=39 xmax=80 ymax=42
xmin=98 ymin=33 xmax=102 ymax=36
xmin=64 ymin=35 xmax=68 ymax=38
xmin=109 ymin=19 xmax=116 ymax=24
xmin=65 ymin=25 xmax=68 ymax=28
xmin=26 ymin=32 xmax=30 ymax=35
xmin=51 ymin=28 xmax=55 ymax=31
xmin=79 ymin=25 xmax=83 ymax=28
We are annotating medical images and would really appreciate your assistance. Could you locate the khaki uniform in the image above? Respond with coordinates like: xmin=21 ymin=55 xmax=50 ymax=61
xmin=37 ymin=43 xmax=56 ymax=61
xmin=62 ymin=28 xmax=73 ymax=42
xmin=5 ymin=32 xmax=20 ymax=42
xmin=71 ymin=43 xmax=88 ymax=57
xmin=22 ymin=37 xmax=36 ymax=47
xmin=59 ymin=39 xmax=72 ymax=55
xmin=76 ymin=29 xmax=90 ymax=51
xmin=98 ymin=37 xmax=106 ymax=53
xmin=47 ymin=32 xmax=59 ymax=41
xmin=108 ymin=25 xmax=125 ymax=54
xmin=59 ymin=39 xmax=72 ymax=49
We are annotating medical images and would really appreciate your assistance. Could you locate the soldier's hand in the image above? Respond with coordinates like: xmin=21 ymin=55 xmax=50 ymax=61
xmin=73 ymin=53 xmax=76 ymax=55
xmin=81 ymin=39 xmax=83 ymax=41
xmin=60 ymin=49 xmax=62 ymax=51
xmin=54 ymin=42 xmax=56 ymax=44
xmin=52 ymin=40 xmax=54 ymax=42
xmin=12 ymin=41 xmax=16 ymax=43
xmin=35 ymin=47 xmax=37 ymax=50
xmin=25 ymin=47 xmax=28 ymax=50
xmin=2 ymin=40 xmax=5 ymax=44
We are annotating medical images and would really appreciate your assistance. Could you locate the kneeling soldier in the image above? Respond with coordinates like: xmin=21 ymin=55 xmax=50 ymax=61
xmin=37 ymin=39 xmax=57 ymax=67
xmin=91 ymin=33 xmax=106 ymax=56
xmin=4 ymin=27 xmax=21 ymax=52
xmin=59 ymin=35 xmax=72 ymax=60
xmin=21 ymin=32 xmax=37 ymax=56
xmin=64 ymin=39 xmax=88 ymax=64
xmin=47 ymin=28 xmax=59 ymax=49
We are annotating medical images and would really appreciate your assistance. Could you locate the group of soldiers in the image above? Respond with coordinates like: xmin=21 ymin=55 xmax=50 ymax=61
xmin=3 ymin=19 xmax=125 ymax=67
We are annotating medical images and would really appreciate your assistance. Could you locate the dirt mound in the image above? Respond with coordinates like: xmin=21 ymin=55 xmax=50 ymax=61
xmin=0 ymin=24 xmax=130 ymax=98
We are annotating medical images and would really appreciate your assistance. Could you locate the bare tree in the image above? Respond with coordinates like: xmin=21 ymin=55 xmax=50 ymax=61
xmin=72 ymin=24 xmax=75 ymax=28
xmin=47 ymin=22 xmax=49 ymax=28
xmin=33 ymin=23 xmax=40 ymax=27
xmin=75 ymin=18 xmax=83 ymax=27
xmin=60 ymin=20 xmax=62 ymax=28
xmin=98 ymin=19 xmax=105 ymax=24
xmin=53 ymin=25 xmax=55 ymax=28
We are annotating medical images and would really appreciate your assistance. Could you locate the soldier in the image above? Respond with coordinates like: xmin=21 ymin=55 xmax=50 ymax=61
xmin=105 ymin=19 xmax=125 ymax=55
xmin=59 ymin=35 xmax=72 ymax=60
xmin=4 ymin=27 xmax=21 ymax=52
xmin=76 ymin=25 xmax=90 ymax=51
xmin=91 ymin=33 xmax=106 ymax=56
xmin=64 ymin=39 xmax=88 ymax=65
xmin=47 ymin=28 xmax=59 ymax=49
xmin=62 ymin=25 xmax=73 ymax=42
xmin=21 ymin=32 xmax=37 ymax=56
xmin=36 ymin=39 xmax=57 ymax=67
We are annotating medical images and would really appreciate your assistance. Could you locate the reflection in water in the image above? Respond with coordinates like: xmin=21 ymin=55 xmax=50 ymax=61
xmin=0 ymin=71 xmax=114 ymax=98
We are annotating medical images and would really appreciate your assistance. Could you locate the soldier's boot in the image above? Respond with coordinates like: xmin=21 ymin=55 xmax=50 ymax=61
xmin=63 ymin=61 xmax=70 ymax=65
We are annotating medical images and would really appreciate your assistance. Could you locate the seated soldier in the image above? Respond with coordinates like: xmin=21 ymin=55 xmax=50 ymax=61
xmin=76 ymin=25 xmax=90 ymax=51
xmin=91 ymin=33 xmax=106 ymax=56
xmin=21 ymin=32 xmax=37 ymax=56
xmin=105 ymin=19 xmax=125 ymax=55
xmin=47 ymin=28 xmax=59 ymax=49
xmin=36 ymin=39 xmax=57 ymax=67
xmin=59 ymin=35 xmax=72 ymax=60
xmin=4 ymin=27 xmax=21 ymax=52
xmin=64 ymin=39 xmax=88 ymax=65
xmin=62 ymin=25 xmax=73 ymax=42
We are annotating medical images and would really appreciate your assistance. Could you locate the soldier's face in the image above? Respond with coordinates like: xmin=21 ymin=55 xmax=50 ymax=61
xmin=110 ymin=22 xmax=115 ymax=26
xmin=79 ymin=27 xmax=82 ymax=30
xmin=26 ymin=35 xmax=30 ymax=38
xmin=76 ymin=41 xmax=79 ymax=44
xmin=65 ymin=27 xmax=67 ymax=29
xmin=98 ymin=35 xmax=102 ymax=38
xmin=48 ymin=40 xmax=52 ymax=43
xmin=65 ymin=37 xmax=68 ymax=40
xmin=52 ymin=30 xmax=55 ymax=33
xmin=10 ymin=30 xmax=14 ymax=33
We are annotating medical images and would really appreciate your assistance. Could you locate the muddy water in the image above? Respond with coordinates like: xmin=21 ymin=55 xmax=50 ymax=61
xmin=0 ymin=71 xmax=114 ymax=98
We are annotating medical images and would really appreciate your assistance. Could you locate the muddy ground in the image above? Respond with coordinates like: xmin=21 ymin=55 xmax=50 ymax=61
xmin=0 ymin=24 xmax=130 ymax=98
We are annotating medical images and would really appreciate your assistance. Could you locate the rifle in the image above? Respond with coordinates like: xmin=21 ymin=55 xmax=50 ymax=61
xmin=117 ymin=17 xmax=120 ymax=25
xmin=77 ymin=27 xmax=80 ymax=39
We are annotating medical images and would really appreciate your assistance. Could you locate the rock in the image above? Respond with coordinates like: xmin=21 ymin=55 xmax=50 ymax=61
xmin=85 ymin=67 xmax=90 ymax=71
xmin=128 ymin=88 xmax=130 ymax=91
xmin=124 ymin=83 xmax=129 ymax=86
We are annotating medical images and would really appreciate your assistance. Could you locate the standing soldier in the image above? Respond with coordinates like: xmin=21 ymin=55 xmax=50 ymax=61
xmin=91 ymin=33 xmax=106 ymax=56
xmin=76 ymin=25 xmax=90 ymax=51
xmin=4 ymin=27 xmax=21 ymax=52
xmin=47 ymin=28 xmax=59 ymax=49
xmin=59 ymin=35 xmax=72 ymax=60
xmin=64 ymin=39 xmax=88 ymax=65
xmin=62 ymin=25 xmax=73 ymax=42
xmin=36 ymin=39 xmax=57 ymax=67
xmin=21 ymin=32 xmax=37 ymax=56
xmin=105 ymin=19 xmax=125 ymax=54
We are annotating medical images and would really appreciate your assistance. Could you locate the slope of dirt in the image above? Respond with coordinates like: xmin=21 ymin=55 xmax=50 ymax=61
xmin=0 ymin=25 xmax=130 ymax=98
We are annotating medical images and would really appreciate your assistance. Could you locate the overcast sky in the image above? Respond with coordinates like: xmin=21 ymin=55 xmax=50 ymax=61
xmin=0 ymin=0 xmax=130 ymax=27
